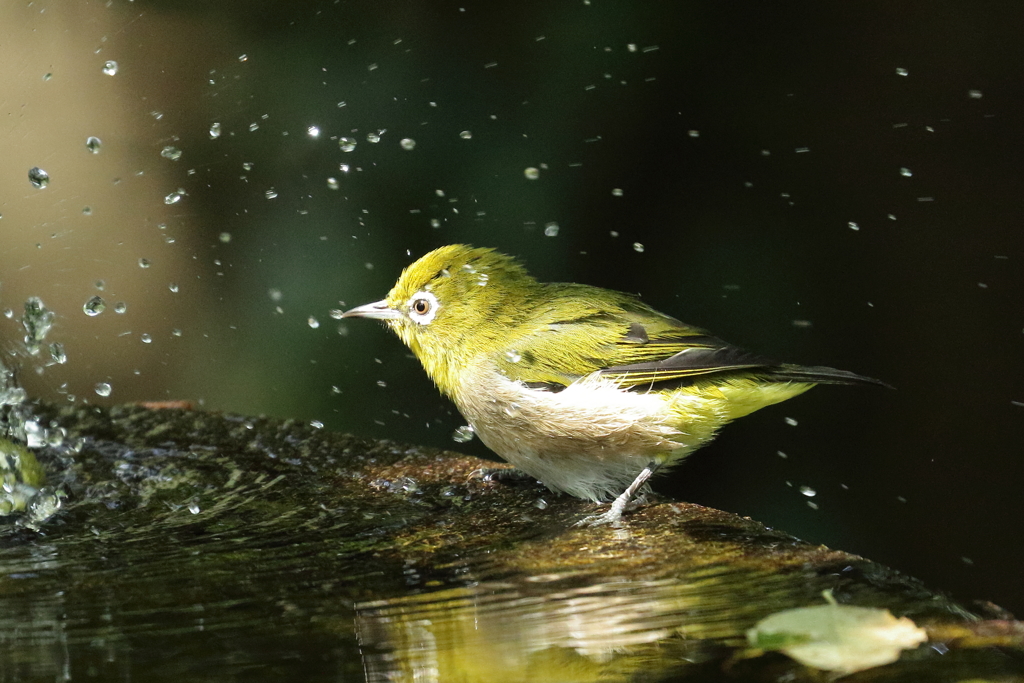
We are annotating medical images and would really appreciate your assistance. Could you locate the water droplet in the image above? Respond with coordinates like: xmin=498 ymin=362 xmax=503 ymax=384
xmin=307 ymin=125 xmax=321 ymax=138
xmin=43 ymin=72 xmax=52 ymax=81
xmin=367 ymin=132 xmax=381 ymax=143
xmin=376 ymin=380 xmax=387 ymax=388
xmin=848 ymin=222 xmax=860 ymax=230
xmin=139 ymin=258 xmax=151 ymax=268
xmin=327 ymin=177 xmax=339 ymax=190
xmin=430 ymin=218 xmax=441 ymax=228
xmin=28 ymin=167 xmax=50 ymax=189
xmin=459 ymin=130 xmax=472 ymax=139
xmin=265 ymin=189 xmax=278 ymax=199
xmin=785 ymin=417 xmax=798 ymax=426
xmin=160 ymin=146 xmax=182 ymax=161
xmin=968 ymin=89 xmax=983 ymax=99
xmin=164 ymin=190 xmax=182 ymax=204
xmin=524 ymin=167 xmax=540 ymax=180
xmin=172 ymin=328 xmax=182 ymax=337
xmin=799 ymin=485 xmax=816 ymax=497
xmin=83 ymin=296 xmax=106 ymax=316
xmin=209 ymin=122 xmax=222 ymax=139
xmin=102 ymin=60 xmax=118 ymax=76
xmin=114 ymin=302 xmax=127 ymax=314
xmin=168 ymin=283 xmax=179 ymax=293
xmin=452 ymin=425 xmax=475 ymax=443
xmin=400 ymin=138 xmax=416 ymax=150
xmin=82 ymin=206 xmax=92 ymax=215
xmin=534 ymin=498 xmax=549 ymax=510
xmin=688 ymin=129 xmax=700 ymax=138
xmin=505 ymin=350 xmax=522 ymax=363
xmin=611 ymin=188 xmax=624 ymax=196
xmin=308 ymin=316 xmax=320 ymax=329
xmin=543 ymin=222 xmax=560 ymax=237
xmin=248 ymin=122 xmax=259 ymax=132
xmin=339 ymin=137 xmax=357 ymax=152
xmin=777 ymin=450 xmax=788 ymax=459
xmin=21 ymin=298 xmax=54 ymax=354
xmin=896 ymin=67 xmax=908 ymax=76
xmin=339 ymin=163 xmax=350 ymax=174
xmin=95 ymin=382 xmax=112 ymax=397
xmin=899 ymin=167 xmax=912 ymax=177
xmin=141 ymin=333 xmax=152 ymax=344
xmin=85 ymin=136 xmax=102 ymax=154
xmin=219 ymin=232 xmax=231 ymax=243
xmin=632 ymin=242 xmax=645 ymax=253
xmin=627 ymin=43 xmax=638 ymax=52
xmin=49 ymin=342 xmax=67 ymax=364
xmin=310 ymin=420 xmax=324 ymax=429
xmin=241 ymin=162 xmax=253 ymax=172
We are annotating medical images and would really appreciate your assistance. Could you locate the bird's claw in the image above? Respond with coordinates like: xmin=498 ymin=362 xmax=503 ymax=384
xmin=574 ymin=509 xmax=627 ymax=527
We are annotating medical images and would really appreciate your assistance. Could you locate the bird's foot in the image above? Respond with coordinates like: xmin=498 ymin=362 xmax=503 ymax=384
xmin=575 ymin=489 xmax=638 ymax=527
xmin=575 ymin=506 xmax=627 ymax=527
xmin=574 ymin=463 xmax=658 ymax=527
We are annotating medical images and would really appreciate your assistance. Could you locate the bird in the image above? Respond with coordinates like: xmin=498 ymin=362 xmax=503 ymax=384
xmin=342 ymin=244 xmax=886 ymax=525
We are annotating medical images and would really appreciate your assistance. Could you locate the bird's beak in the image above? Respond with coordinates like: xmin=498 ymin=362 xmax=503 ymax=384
xmin=340 ymin=299 xmax=402 ymax=320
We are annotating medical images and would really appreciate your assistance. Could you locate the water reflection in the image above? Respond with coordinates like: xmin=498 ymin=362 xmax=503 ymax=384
xmin=357 ymin=566 xmax=815 ymax=682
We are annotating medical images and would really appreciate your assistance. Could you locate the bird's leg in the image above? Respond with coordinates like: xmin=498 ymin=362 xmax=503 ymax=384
xmin=577 ymin=461 xmax=661 ymax=527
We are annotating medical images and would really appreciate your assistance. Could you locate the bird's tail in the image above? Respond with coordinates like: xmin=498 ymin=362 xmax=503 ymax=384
xmin=767 ymin=364 xmax=893 ymax=389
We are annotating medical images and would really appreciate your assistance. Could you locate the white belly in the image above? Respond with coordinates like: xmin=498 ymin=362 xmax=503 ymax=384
xmin=455 ymin=370 xmax=698 ymax=502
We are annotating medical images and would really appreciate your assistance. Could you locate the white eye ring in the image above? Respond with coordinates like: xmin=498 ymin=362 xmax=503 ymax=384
xmin=407 ymin=291 xmax=439 ymax=325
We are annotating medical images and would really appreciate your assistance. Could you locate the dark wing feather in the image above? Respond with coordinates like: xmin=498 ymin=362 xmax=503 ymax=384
xmin=597 ymin=339 xmax=778 ymax=388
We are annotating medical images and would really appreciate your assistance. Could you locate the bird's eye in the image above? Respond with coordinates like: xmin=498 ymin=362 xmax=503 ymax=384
xmin=407 ymin=291 xmax=439 ymax=325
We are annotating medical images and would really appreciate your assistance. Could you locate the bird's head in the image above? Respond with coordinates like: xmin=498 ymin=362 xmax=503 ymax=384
xmin=342 ymin=244 xmax=540 ymax=393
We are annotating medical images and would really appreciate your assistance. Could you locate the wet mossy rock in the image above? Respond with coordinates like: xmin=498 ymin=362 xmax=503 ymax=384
xmin=4 ymin=401 xmax=1021 ymax=682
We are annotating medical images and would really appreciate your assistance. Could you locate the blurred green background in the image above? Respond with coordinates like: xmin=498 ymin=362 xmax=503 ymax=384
xmin=3 ymin=1 xmax=1022 ymax=614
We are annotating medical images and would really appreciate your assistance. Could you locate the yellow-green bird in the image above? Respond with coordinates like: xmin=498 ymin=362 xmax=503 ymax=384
xmin=343 ymin=244 xmax=885 ymax=525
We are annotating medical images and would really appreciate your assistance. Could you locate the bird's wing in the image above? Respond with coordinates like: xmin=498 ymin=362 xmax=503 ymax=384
xmin=493 ymin=285 xmax=780 ymax=391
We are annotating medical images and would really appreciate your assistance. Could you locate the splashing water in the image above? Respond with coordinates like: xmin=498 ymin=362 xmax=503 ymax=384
xmin=21 ymin=298 xmax=55 ymax=356
xmin=452 ymin=425 xmax=475 ymax=443
xmin=83 ymin=296 xmax=106 ymax=317
xmin=28 ymin=167 xmax=50 ymax=189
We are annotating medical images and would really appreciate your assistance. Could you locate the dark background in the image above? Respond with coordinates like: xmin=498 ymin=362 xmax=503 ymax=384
xmin=5 ymin=1 xmax=1023 ymax=615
